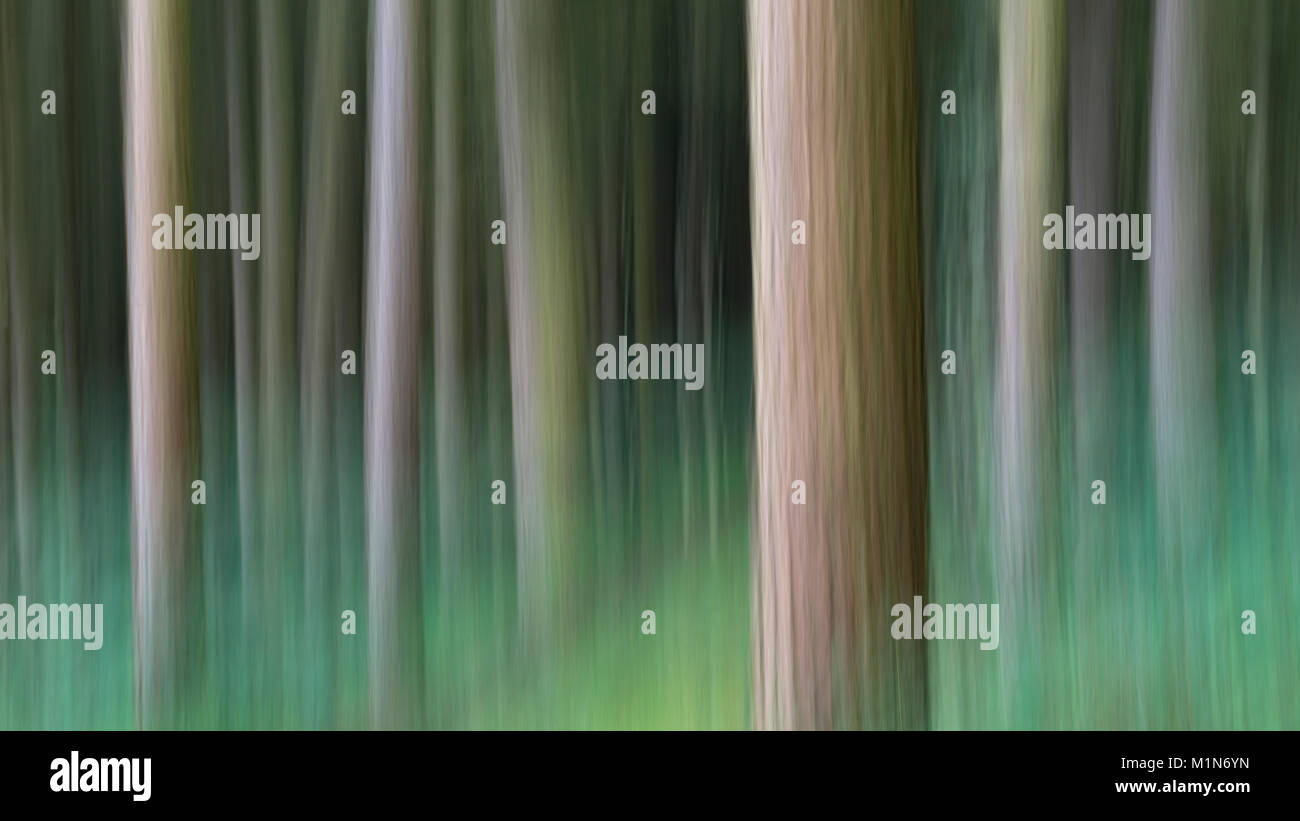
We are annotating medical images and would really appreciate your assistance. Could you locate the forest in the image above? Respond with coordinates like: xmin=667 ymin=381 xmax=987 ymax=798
xmin=0 ymin=0 xmax=1297 ymax=731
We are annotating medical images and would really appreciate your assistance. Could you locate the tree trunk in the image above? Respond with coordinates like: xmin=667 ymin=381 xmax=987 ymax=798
xmin=1148 ymin=0 xmax=1217 ymax=725
xmin=749 ymin=0 xmax=927 ymax=730
xmin=124 ymin=0 xmax=202 ymax=728
xmin=993 ymin=0 xmax=1066 ymax=726
xmin=366 ymin=0 xmax=427 ymax=729
xmin=495 ymin=0 xmax=591 ymax=642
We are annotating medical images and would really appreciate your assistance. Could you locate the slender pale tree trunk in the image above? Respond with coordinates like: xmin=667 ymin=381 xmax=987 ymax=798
xmin=749 ymin=0 xmax=927 ymax=730
xmin=994 ymin=0 xmax=1066 ymax=726
xmin=125 ymin=0 xmax=202 ymax=728
xmin=366 ymin=0 xmax=426 ymax=729
xmin=495 ymin=0 xmax=590 ymax=642
xmin=1149 ymin=0 xmax=1217 ymax=725
xmin=1150 ymin=2 xmax=1217 ymax=555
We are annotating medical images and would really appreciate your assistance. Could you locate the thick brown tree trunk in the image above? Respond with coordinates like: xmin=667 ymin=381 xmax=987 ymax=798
xmin=748 ymin=0 xmax=927 ymax=730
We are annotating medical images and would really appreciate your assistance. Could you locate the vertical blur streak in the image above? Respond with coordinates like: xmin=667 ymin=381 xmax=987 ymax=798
xmin=1068 ymin=0 xmax=1118 ymax=533
xmin=1268 ymin=4 xmax=1300 ymax=717
xmin=916 ymin=0 xmax=1000 ymax=729
xmin=365 ymin=0 xmax=426 ymax=729
xmin=0 ymin=2 xmax=21 ymax=601
xmin=1067 ymin=0 xmax=1118 ymax=723
xmin=77 ymin=0 xmax=130 ymax=620
xmin=995 ymin=0 xmax=1066 ymax=727
xmin=1245 ymin=5 xmax=1268 ymax=490
xmin=191 ymin=0 xmax=237 ymax=729
xmin=433 ymin=0 xmax=468 ymax=596
xmin=588 ymin=3 xmax=630 ymax=592
xmin=257 ymin=0 xmax=302 ymax=724
xmin=675 ymin=0 xmax=731 ymax=560
xmin=1149 ymin=0 xmax=1217 ymax=725
xmin=300 ymin=0 xmax=365 ymax=728
xmin=36 ymin=2 xmax=69 ymax=605
xmin=4 ymin=1 xmax=45 ymax=599
xmin=8 ymin=0 xmax=1293 ymax=732
xmin=124 ymin=0 xmax=201 ymax=729
xmin=53 ymin=0 xmax=82 ymax=642
xmin=629 ymin=0 xmax=670 ymax=574
xmin=467 ymin=0 xmax=515 ymax=684
xmin=749 ymin=0 xmax=927 ymax=730
xmin=495 ymin=0 xmax=590 ymax=644
xmin=223 ymin=0 xmax=260 ymax=727
xmin=0 ymin=0 xmax=18 ymax=721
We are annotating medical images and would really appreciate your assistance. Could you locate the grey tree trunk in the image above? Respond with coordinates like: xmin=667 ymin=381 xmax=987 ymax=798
xmin=366 ymin=0 xmax=427 ymax=729
xmin=994 ymin=0 xmax=1066 ymax=726
xmin=1148 ymin=0 xmax=1217 ymax=724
